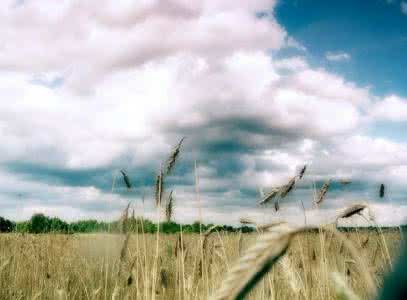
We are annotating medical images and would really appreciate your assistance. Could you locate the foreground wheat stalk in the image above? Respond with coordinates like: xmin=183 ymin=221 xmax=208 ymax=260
xmin=212 ymin=223 xmax=377 ymax=300
xmin=211 ymin=225 xmax=303 ymax=300
xmin=330 ymin=272 xmax=361 ymax=300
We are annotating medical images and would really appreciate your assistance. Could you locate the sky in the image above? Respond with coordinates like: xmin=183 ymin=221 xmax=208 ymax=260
xmin=0 ymin=0 xmax=407 ymax=226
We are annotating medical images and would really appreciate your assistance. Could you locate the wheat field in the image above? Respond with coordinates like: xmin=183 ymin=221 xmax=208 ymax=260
xmin=0 ymin=228 xmax=401 ymax=300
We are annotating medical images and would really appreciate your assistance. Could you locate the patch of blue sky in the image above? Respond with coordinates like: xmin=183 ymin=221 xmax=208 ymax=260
xmin=367 ymin=121 xmax=407 ymax=142
xmin=30 ymin=76 xmax=64 ymax=89
xmin=274 ymin=0 xmax=407 ymax=97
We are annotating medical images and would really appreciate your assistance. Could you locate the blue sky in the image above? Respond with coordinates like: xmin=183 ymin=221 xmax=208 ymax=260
xmin=0 ymin=0 xmax=406 ymax=226
xmin=276 ymin=0 xmax=407 ymax=97
xmin=275 ymin=0 xmax=407 ymax=143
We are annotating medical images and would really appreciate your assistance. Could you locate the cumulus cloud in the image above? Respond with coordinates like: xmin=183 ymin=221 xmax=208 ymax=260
xmin=274 ymin=57 xmax=308 ymax=71
xmin=0 ymin=0 xmax=285 ymax=92
xmin=0 ymin=169 xmax=129 ymax=221
xmin=0 ymin=0 xmax=406 ymax=225
xmin=369 ymin=95 xmax=407 ymax=122
xmin=325 ymin=51 xmax=351 ymax=62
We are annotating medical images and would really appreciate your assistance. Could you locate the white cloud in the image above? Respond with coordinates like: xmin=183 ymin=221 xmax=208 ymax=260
xmin=325 ymin=51 xmax=351 ymax=62
xmin=274 ymin=57 xmax=308 ymax=71
xmin=335 ymin=135 xmax=407 ymax=167
xmin=0 ymin=169 xmax=129 ymax=221
xmin=275 ymin=68 xmax=371 ymax=107
xmin=369 ymin=95 xmax=407 ymax=122
xmin=0 ymin=0 xmax=406 ymax=225
xmin=0 ymin=0 xmax=285 ymax=92
xmin=221 ymin=203 xmax=407 ymax=227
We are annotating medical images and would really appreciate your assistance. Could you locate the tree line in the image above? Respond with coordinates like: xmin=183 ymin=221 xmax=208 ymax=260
xmin=2 ymin=214 xmax=404 ymax=234
xmin=0 ymin=214 xmax=254 ymax=234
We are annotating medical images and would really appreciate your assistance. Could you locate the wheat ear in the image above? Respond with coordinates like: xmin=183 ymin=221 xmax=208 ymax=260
xmin=211 ymin=225 xmax=305 ymax=300
xmin=166 ymin=137 xmax=185 ymax=175
xmin=212 ymin=224 xmax=376 ymax=300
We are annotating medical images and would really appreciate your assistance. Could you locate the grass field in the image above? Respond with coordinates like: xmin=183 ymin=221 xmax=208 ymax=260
xmin=0 ymin=228 xmax=402 ymax=300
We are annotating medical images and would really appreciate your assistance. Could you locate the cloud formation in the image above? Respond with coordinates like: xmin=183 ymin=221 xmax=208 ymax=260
xmin=0 ymin=0 xmax=285 ymax=92
xmin=370 ymin=95 xmax=407 ymax=122
xmin=0 ymin=0 xmax=406 ymax=225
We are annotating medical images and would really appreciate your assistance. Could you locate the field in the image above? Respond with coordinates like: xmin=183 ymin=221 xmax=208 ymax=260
xmin=0 ymin=229 xmax=402 ymax=300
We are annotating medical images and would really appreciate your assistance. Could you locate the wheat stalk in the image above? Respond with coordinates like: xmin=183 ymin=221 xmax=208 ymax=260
xmin=258 ymin=188 xmax=280 ymax=206
xmin=259 ymin=173 xmax=298 ymax=209
xmin=211 ymin=225 xmax=304 ymax=300
xmin=155 ymin=170 xmax=163 ymax=207
xmin=379 ymin=183 xmax=385 ymax=198
xmin=331 ymin=271 xmax=361 ymax=300
xmin=165 ymin=191 xmax=174 ymax=222
xmin=239 ymin=217 xmax=256 ymax=225
xmin=166 ymin=137 xmax=185 ymax=175
xmin=336 ymin=204 xmax=367 ymax=221
xmin=120 ymin=170 xmax=132 ymax=189
xmin=340 ymin=179 xmax=351 ymax=185
xmin=212 ymin=224 xmax=376 ymax=300
xmin=280 ymin=176 xmax=297 ymax=198
xmin=316 ymin=180 xmax=330 ymax=206
xmin=119 ymin=202 xmax=131 ymax=233
xmin=174 ymin=233 xmax=186 ymax=257
xmin=203 ymin=225 xmax=221 ymax=251
xmin=256 ymin=221 xmax=287 ymax=232
xmin=279 ymin=255 xmax=303 ymax=296
xmin=298 ymin=165 xmax=307 ymax=179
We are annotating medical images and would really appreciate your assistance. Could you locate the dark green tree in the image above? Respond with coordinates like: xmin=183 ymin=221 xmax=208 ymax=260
xmin=0 ymin=216 xmax=14 ymax=232
xmin=192 ymin=221 xmax=202 ymax=233
xmin=49 ymin=217 xmax=68 ymax=233
xmin=161 ymin=221 xmax=181 ymax=234
xmin=30 ymin=213 xmax=50 ymax=233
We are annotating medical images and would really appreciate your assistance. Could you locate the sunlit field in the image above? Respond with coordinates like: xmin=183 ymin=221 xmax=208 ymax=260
xmin=0 ymin=229 xmax=402 ymax=300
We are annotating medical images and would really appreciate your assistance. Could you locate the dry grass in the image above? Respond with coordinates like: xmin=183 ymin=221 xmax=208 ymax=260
xmin=0 ymin=229 xmax=401 ymax=299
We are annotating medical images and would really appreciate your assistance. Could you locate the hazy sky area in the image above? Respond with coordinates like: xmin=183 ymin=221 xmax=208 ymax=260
xmin=1 ymin=0 xmax=407 ymax=226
